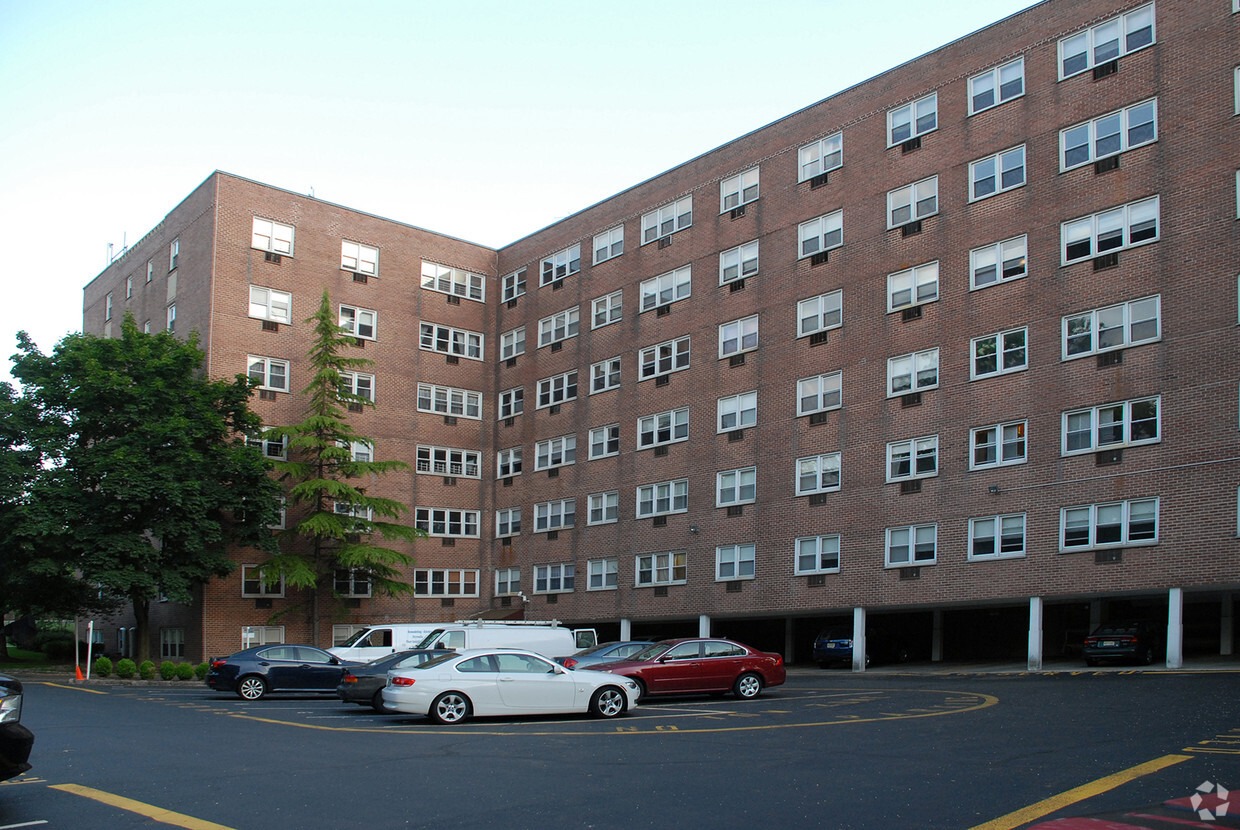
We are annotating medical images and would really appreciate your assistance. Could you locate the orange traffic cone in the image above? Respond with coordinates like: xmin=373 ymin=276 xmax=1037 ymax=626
xmin=75 ymin=665 xmax=84 ymax=681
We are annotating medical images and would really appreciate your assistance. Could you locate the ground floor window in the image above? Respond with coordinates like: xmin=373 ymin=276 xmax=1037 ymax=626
xmin=160 ymin=628 xmax=185 ymax=659
xmin=241 ymin=625 xmax=284 ymax=649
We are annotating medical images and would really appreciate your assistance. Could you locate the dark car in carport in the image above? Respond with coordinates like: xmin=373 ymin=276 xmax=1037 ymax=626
xmin=1083 ymin=621 xmax=1162 ymax=666
xmin=813 ymin=626 xmax=910 ymax=668
xmin=207 ymin=644 xmax=357 ymax=700
xmin=0 ymin=673 xmax=34 ymax=782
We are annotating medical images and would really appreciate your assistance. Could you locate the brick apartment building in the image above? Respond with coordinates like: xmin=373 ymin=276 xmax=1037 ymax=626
xmin=81 ymin=0 xmax=1240 ymax=668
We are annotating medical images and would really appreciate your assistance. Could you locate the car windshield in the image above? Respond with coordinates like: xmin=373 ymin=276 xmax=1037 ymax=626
xmin=339 ymin=629 xmax=374 ymax=648
xmin=626 ymin=643 xmax=673 ymax=661
xmin=409 ymin=652 xmax=458 ymax=671
xmin=1095 ymin=624 xmax=1141 ymax=636
xmin=414 ymin=629 xmax=446 ymax=649
xmin=572 ymin=643 xmax=616 ymax=657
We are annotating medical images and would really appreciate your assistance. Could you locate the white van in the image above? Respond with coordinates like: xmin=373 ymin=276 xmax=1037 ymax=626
xmin=414 ymin=621 xmax=596 ymax=659
xmin=328 ymin=624 xmax=438 ymax=663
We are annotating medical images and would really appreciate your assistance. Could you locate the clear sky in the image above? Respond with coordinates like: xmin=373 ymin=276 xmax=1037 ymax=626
xmin=0 ymin=0 xmax=1038 ymax=383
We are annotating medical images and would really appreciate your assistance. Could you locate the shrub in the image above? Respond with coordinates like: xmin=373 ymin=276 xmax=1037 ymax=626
xmin=40 ymin=637 xmax=76 ymax=661
xmin=115 ymin=658 xmax=136 ymax=679
xmin=138 ymin=660 xmax=156 ymax=680
xmin=174 ymin=662 xmax=194 ymax=680
xmin=159 ymin=661 xmax=176 ymax=680
xmin=93 ymin=656 xmax=113 ymax=678
xmin=194 ymin=662 xmax=209 ymax=680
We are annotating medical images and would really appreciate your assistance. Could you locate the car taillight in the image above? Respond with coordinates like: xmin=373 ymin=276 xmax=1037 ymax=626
xmin=1119 ymin=636 xmax=1137 ymax=645
xmin=342 ymin=672 xmax=357 ymax=684
xmin=390 ymin=676 xmax=415 ymax=687
xmin=1084 ymin=638 xmax=1098 ymax=646
xmin=211 ymin=660 xmax=227 ymax=669
xmin=562 ymin=658 xmax=578 ymax=669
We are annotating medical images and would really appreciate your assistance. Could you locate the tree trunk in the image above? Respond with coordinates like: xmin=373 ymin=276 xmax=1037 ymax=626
xmin=133 ymin=597 xmax=151 ymax=664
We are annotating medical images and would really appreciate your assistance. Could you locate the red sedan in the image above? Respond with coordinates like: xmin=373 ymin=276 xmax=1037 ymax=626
xmin=585 ymin=638 xmax=785 ymax=701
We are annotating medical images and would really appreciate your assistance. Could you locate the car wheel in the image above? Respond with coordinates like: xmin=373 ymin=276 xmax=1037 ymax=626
xmin=1141 ymin=646 xmax=1155 ymax=666
xmin=590 ymin=686 xmax=627 ymax=718
xmin=237 ymin=676 xmax=267 ymax=701
xmin=372 ymin=689 xmax=395 ymax=714
xmin=733 ymin=672 xmax=763 ymax=700
xmin=429 ymin=692 xmax=471 ymax=724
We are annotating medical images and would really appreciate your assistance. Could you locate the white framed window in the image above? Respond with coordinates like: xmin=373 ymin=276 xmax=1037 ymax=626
xmin=534 ymin=434 xmax=576 ymax=470
xmin=417 ymin=383 xmax=482 ymax=419
xmin=161 ymin=628 xmax=186 ymax=659
xmin=495 ymin=566 xmax=520 ymax=592
xmin=588 ymin=557 xmax=619 ymax=590
xmin=641 ymin=196 xmax=692 ymax=244
xmin=247 ymin=430 xmax=288 ymax=461
xmin=242 ymin=565 xmax=284 ymax=597
xmin=715 ymin=543 xmax=755 ymax=581
xmin=414 ymin=569 xmax=479 ymax=597
xmin=720 ymin=240 xmax=759 ymax=284
xmin=970 ymin=235 xmax=1028 ymax=289
xmin=248 ymin=356 xmax=289 ymax=392
xmin=798 ymin=210 xmax=843 ymax=258
xmin=498 ymin=387 xmax=523 ymax=419
xmin=1058 ymin=4 xmax=1154 ymax=80
xmin=125 ymin=276 xmax=132 ymax=299
xmin=887 ymin=348 xmax=939 ymax=396
xmin=969 ymin=514 xmax=1027 ymax=560
xmin=592 ymin=291 xmax=622 ymax=328
xmin=716 ymin=467 xmax=756 ymax=507
xmin=1061 ymin=99 xmax=1157 ymax=171
xmin=637 ymin=479 xmax=688 ymax=518
xmin=718 ymin=315 xmax=759 ymax=358
xmin=500 ymin=327 xmax=526 ymax=361
xmin=969 ymin=58 xmax=1024 ymax=115
xmin=639 ymin=407 xmax=689 ymax=449
xmin=415 ymin=508 xmax=480 ymax=538
xmin=146 ymin=260 xmax=154 ymax=282
xmin=796 ymin=453 xmax=841 ymax=496
xmin=887 ymin=435 xmax=938 ymax=482
xmin=536 ymin=371 xmax=578 ymax=408
xmin=594 ymin=226 xmax=624 ymax=264
xmin=541 ymin=244 xmax=581 ymax=287
xmin=534 ymin=563 xmax=574 ymax=594
xmin=888 ymin=93 xmax=937 ymax=145
xmin=340 ymin=371 xmax=374 ymax=402
xmin=886 ymin=524 xmax=937 ymax=567
xmin=419 ymin=323 xmax=483 ymax=360
xmin=797 ymin=290 xmax=843 ymax=337
xmin=249 ymin=287 xmax=291 ymax=323
xmin=335 ymin=502 xmax=373 ymax=524
xmin=798 ymin=132 xmax=843 ymax=181
xmin=346 ymin=440 xmax=373 ymax=463
xmin=588 ymin=491 xmax=619 ymax=525
xmin=1063 ymin=295 xmax=1161 ymax=359
xmin=502 ymin=268 xmax=527 ymax=302
xmin=166 ymin=304 xmax=176 ymax=332
xmin=105 ymin=292 xmax=113 ymax=321
xmin=971 ymin=327 xmax=1028 ymax=380
xmin=720 ymin=167 xmax=759 ymax=212
xmin=797 ymin=372 xmax=841 ymax=417
xmin=717 ymin=391 xmax=757 ymax=432
xmin=887 ymin=261 xmax=939 ymax=312
xmin=888 ymin=177 xmax=938 ymax=228
xmin=590 ymin=357 xmax=621 ymax=394
xmin=640 ymin=265 xmax=691 ymax=312
xmin=252 ymin=218 xmax=293 ymax=255
xmin=970 ymin=421 xmax=1027 ymax=470
xmin=589 ymin=424 xmax=620 ymax=459
xmin=1060 ymin=498 xmax=1159 ymax=551
xmin=416 ymin=446 xmax=481 ymax=478
xmin=639 ymin=336 xmax=690 ymax=380
xmin=335 ymin=569 xmax=372 ymax=598
xmin=970 ymin=145 xmax=1026 ymax=201
xmin=1063 ymin=396 xmax=1160 ymax=455
xmin=795 ymin=535 xmax=840 ymax=575
xmin=340 ymin=305 xmax=376 ymax=340
xmin=240 ymin=625 xmax=284 ymax=649
xmin=534 ymin=499 xmax=575 ymax=532
xmin=635 ymin=551 xmax=686 ymax=586
xmin=332 ymin=625 xmax=367 ymax=647
xmin=169 ymin=237 xmax=181 ymax=270
xmin=538 ymin=307 xmax=580 ymax=347
xmin=421 ymin=261 xmax=485 ymax=302
xmin=341 ymin=240 xmax=378 ymax=275
xmin=496 ymin=447 xmax=522 ymax=478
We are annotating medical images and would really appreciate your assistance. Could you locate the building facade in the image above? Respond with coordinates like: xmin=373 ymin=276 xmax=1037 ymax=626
xmin=82 ymin=0 xmax=1240 ymax=667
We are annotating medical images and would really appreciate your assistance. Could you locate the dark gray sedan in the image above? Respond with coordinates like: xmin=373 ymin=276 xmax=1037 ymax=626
xmin=336 ymin=649 xmax=454 ymax=712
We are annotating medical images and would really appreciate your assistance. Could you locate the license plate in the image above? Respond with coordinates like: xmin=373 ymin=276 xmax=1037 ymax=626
xmin=1100 ymin=640 xmax=1117 ymax=647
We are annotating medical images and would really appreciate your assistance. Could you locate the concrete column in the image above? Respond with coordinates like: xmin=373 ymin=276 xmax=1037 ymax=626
xmin=698 ymin=614 xmax=711 ymax=638
xmin=931 ymin=610 xmax=943 ymax=662
xmin=852 ymin=607 xmax=867 ymax=672
xmin=1166 ymin=587 xmax=1183 ymax=669
xmin=1027 ymin=596 xmax=1044 ymax=671
xmin=1221 ymin=595 xmax=1234 ymax=657
xmin=619 ymin=618 xmax=631 ymax=641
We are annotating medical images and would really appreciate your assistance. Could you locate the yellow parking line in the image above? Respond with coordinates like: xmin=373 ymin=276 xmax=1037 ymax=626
xmin=49 ymin=784 xmax=235 ymax=830
xmin=968 ymin=753 xmax=1193 ymax=830
xmin=37 ymin=682 xmax=107 ymax=695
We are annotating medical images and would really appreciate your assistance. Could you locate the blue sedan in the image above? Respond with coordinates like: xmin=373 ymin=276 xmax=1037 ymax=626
xmin=207 ymin=645 xmax=356 ymax=700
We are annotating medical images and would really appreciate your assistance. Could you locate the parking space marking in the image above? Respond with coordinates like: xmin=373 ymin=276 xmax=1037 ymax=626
xmin=1184 ymin=728 xmax=1240 ymax=755
xmin=35 ymin=682 xmax=106 ymax=695
xmin=0 ymin=821 xmax=50 ymax=828
xmin=49 ymin=783 xmax=236 ymax=830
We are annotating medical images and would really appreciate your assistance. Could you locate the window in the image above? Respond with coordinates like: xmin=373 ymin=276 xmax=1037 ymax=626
xmin=795 ymin=535 xmax=840 ymax=575
xmin=496 ymin=447 xmax=522 ymax=478
xmin=414 ymin=569 xmax=479 ymax=597
xmin=886 ymin=524 xmax=937 ymax=566
xmin=1060 ymin=498 xmax=1159 ymax=550
xmin=971 ymin=421 xmax=1027 ymax=469
xmin=166 ymin=304 xmax=176 ymax=332
xmin=970 ymin=58 xmax=1024 ymax=114
xmin=640 ymin=265 xmax=691 ymax=312
xmin=887 ymin=177 xmax=938 ymax=228
xmin=420 ymin=323 xmax=484 ymax=360
xmin=534 ymin=434 xmax=576 ymax=470
xmin=716 ymin=467 xmax=756 ymax=507
xmin=592 ymin=291 xmax=622 ymax=329
xmin=1063 ymin=295 xmax=1161 ymax=359
xmin=797 ymin=453 xmax=841 ymax=495
xmin=970 ymin=236 xmax=1028 ymax=289
xmin=500 ymin=327 xmax=526 ymax=361
xmin=536 ymin=371 xmax=578 ymax=409
xmin=146 ymin=260 xmax=153 ymax=282
xmin=635 ymin=551 xmax=686 ymax=586
xmin=341 ymin=240 xmax=378 ymax=275
xmin=797 ymin=290 xmax=843 ymax=337
xmin=589 ymin=424 xmax=620 ymax=459
xmin=414 ymin=508 xmax=480 ymax=538
xmin=971 ymin=327 xmax=1028 ymax=380
xmin=416 ymin=383 xmax=482 ymax=419
xmin=495 ymin=566 xmax=520 ymax=592
xmin=637 ymin=479 xmax=689 ymax=518
xmin=502 ymin=268 xmax=527 ymax=302
xmin=588 ymin=557 xmax=618 ymax=590
xmin=169 ymin=237 xmax=181 ymax=269
xmin=334 ymin=501 xmax=373 ymax=525
xmin=1061 ymin=99 xmax=1157 ymax=171
xmin=719 ymin=240 xmax=759 ymax=284
xmin=594 ymin=226 xmax=624 ymax=264
xmin=888 ymin=93 xmax=937 ymax=145
xmin=240 ymin=626 xmax=284 ymax=648
xmin=335 ymin=569 xmax=372 ymax=598
xmin=241 ymin=565 xmax=283 ymax=597
xmin=970 ymin=145 xmax=1026 ymax=201
xmin=797 ymin=372 xmax=842 ymax=417
xmin=105 ymin=292 xmax=113 ymax=321
xmin=639 ymin=336 xmax=690 ymax=380
xmin=125 ymin=276 xmax=132 ymax=299
xmin=1063 ymin=396 xmax=1160 ymax=455
xmin=887 ymin=348 xmax=939 ymax=396
xmin=798 ymin=211 xmax=843 ymax=258
xmin=161 ymin=628 xmax=185 ymax=660
xmin=717 ymin=391 xmax=756 ymax=432
xmin=248 ymin=356 xmax=289 ymax=392
xmin=887 ymin=261 xmax=939 ymax=312
xmin=421 ymin=261 xmax=485 ymax=302
xmin=538 ymin=307 xmax=580 ymax=348
xmin=340 ymin=371 xmax=374 ymax=402
xmin=416 ymin=446 xmax=481 ymax=478
xmin=498 ymin=387 xmax=524 ymax=419
xmin=720 ymin=167 xmax=759 ymax=211
xmin=718 ymin=315 xmax=759 ymax=357
xmin=639 ymin=407 xmax=689 ymax=449
xmin=340 ymin=305 xmax=376 ymax=339
xmin=534 ymin=563 xmax=574 ymax=594
xmin=887 ymin=436 xmax=938 ymax=482
xmin=716 ymin=543 xmax=755 ymax=580
xmin=541 ymin=244 xmax=581 ymax=287
xmin=969 ymin=514 xmax=1027 ymax=560
xmin=247 ymin=430 xmax=288 ymax=461
xmin=1058 ymin=4 xmax=1154 ymax=80
xmin=251 ymin=219 xmax=293 ymax=255
xmin=590 ymin=357 xmax=621 ymax=394
xmin=534 ymin=499 xmax=576 ymax=532
xmin=798 ymin=132 xmax=843 ymax=181
xmin=588 ymin=491 xmax=619 ymax=525
xmin=346 ymin=440 xmax=373 ymax=463
xmin=642 ymin=196 xmax=692 ymax=244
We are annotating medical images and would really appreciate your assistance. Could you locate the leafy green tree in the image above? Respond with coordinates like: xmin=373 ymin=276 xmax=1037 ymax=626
xmin=264 ymin=291 xmax=421 ymax=646
xmin=8 ymin=317 xmax=283 ymax=663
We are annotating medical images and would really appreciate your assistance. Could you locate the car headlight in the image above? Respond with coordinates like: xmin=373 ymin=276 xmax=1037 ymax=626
xmin=623 ymin=681 xmax=638 ymax=691
xmin=0 ymin=691 xmax=23 ymax=725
